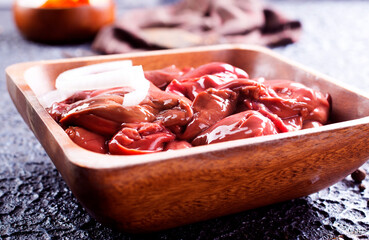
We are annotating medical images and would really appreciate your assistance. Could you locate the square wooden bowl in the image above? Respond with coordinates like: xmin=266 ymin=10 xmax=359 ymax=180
xmin=6 ymin=45 xmax=369 ymax=232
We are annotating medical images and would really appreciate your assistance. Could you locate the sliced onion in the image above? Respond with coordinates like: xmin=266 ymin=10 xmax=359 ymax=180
xmin=55 ymin=60 xmax=133 ymax=91
xmin=123 ymin=76 xmax=150 ymax=107
xmin=39 ymin=89 xmax=77 ymax=108
xmin=53 ymin=61 xmax=150 ymax=107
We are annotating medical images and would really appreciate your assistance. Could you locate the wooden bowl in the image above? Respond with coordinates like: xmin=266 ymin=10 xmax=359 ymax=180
xmin=6 ymin=45 xmax=369 ymax=232
xmin=13 ymin=0 xmax=115 ymax=43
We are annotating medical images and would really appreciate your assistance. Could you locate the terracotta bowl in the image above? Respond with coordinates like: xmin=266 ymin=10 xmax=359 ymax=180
xmin=6 ymin=45 xmax=369 ymax=232
xmin=13 ymin=0 xmax=115 ymax=43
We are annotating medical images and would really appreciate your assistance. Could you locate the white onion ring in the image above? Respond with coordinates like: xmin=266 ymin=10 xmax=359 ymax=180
xmin=55 ymin=60 xmax=133 ymax=90
xmin=123 ymin=72 xmax=150 ymax=107
xmin=39 ymin=89 xmax=76 ymax=108
xmin=52 ymin=60 xmax=149 ymax=107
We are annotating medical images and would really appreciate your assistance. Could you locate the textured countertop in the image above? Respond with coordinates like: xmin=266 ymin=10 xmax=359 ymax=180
xmin=1 ymin=1 xmax=369 ymax=239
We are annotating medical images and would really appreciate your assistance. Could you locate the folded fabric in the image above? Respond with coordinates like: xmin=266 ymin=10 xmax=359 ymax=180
xmin=92 ymin=0 xmax=301 ymax=54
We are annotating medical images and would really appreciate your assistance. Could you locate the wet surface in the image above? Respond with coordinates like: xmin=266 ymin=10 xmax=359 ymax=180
xmin=1 ymin=1 xmax=369 ymax=239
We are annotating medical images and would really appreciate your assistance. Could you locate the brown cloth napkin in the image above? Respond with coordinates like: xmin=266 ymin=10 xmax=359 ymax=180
xmin=92 ymin=0 xmax=301 ymax=54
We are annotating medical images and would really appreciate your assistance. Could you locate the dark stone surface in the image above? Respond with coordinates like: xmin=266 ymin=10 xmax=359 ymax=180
xmin=1 ymin=1 xmax=369 ymax=239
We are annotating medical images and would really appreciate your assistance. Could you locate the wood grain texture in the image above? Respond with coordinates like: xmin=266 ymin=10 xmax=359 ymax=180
xmin=6 ymin=45 xmax=369 ymax=232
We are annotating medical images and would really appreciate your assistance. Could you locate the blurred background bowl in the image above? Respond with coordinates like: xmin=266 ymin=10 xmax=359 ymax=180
xmin=12 ymin=0 xmax=115 ymax=44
